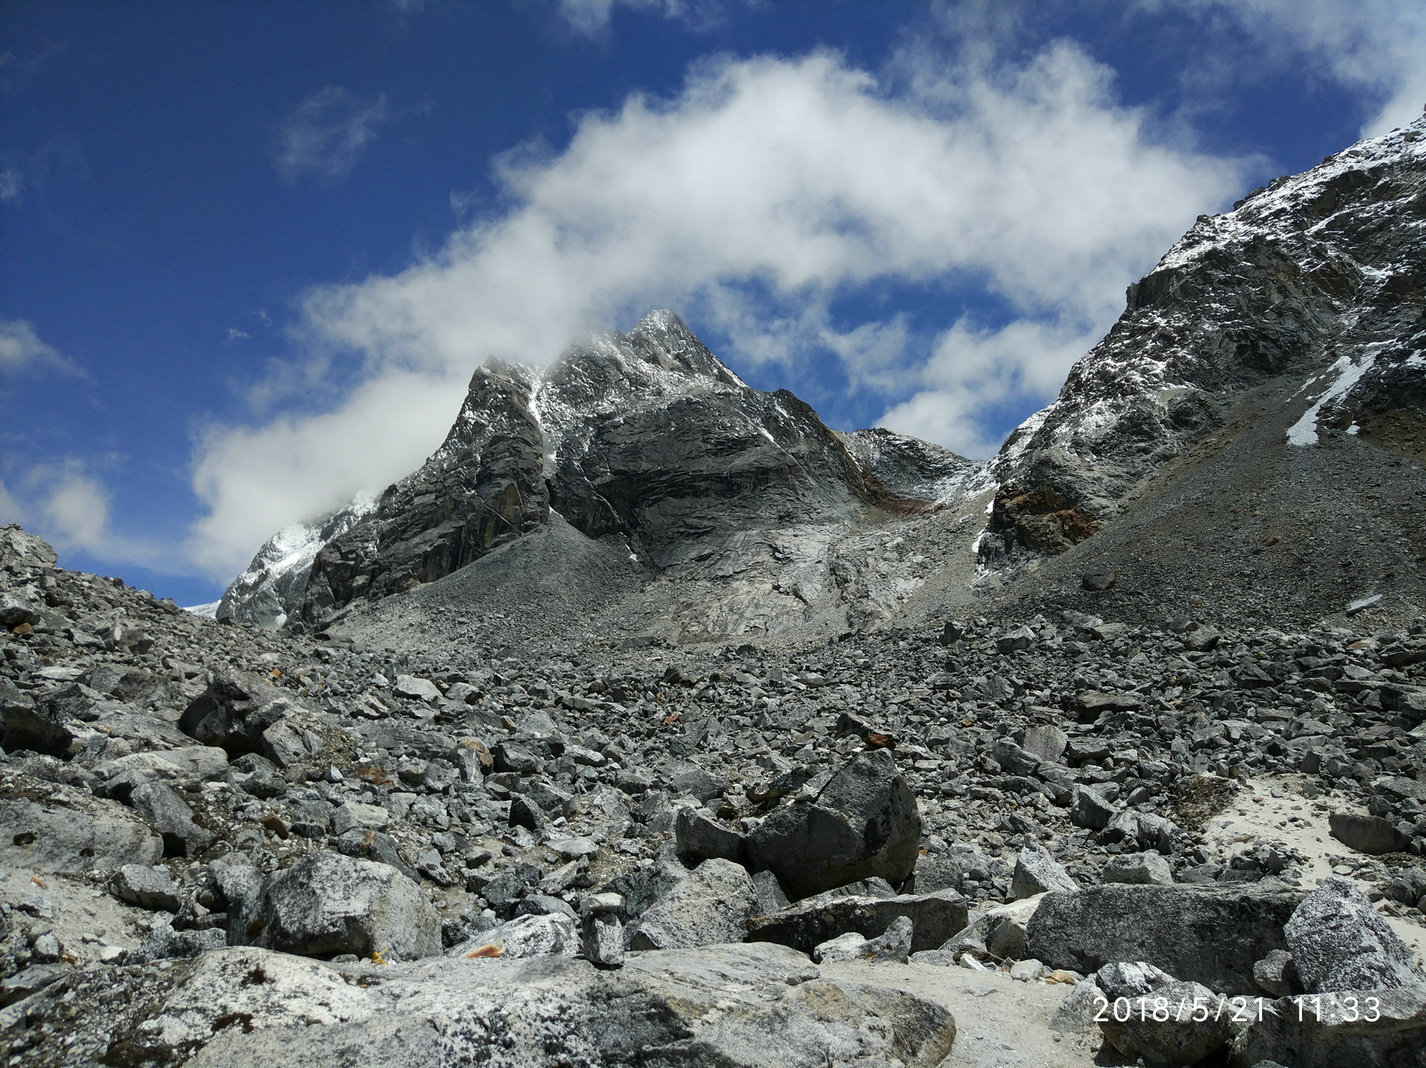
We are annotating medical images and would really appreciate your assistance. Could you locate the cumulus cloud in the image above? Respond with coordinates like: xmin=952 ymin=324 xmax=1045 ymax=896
xmin=274 ymin=87 xmax=393 ymax=182
xmin=190 ymin=42 xmax=1249 ymax=577
xmin=1143 ymin=0 xmax=1426 ymax=136
xmin=0 ymin=316 xmax=85 ymax=379
xmin=879 ymin=319 xmax=1103 ymax=457
xmin=0 ymin=460 xmax=158 ymax=566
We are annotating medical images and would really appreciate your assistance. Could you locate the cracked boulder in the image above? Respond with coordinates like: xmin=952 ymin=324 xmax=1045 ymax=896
xmin=744 ymin=748 xmax=921 ymax=900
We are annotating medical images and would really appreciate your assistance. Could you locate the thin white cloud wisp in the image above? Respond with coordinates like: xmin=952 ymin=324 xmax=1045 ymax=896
xmin=0 ymin=315 xmax=85 ymax=379
xmin=274 ymin=87 xmax=393 ymax=182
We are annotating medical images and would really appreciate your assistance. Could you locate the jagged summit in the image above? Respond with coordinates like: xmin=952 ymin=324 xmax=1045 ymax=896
xmin=277 ymin=310 xmax=968 ymax=638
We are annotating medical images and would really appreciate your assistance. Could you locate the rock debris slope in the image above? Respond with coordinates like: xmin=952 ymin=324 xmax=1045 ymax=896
xmin=983 ymin=115 xmax=1426 ymax=628
xmin=4 ymin=119 xmax=1426 ymax=1067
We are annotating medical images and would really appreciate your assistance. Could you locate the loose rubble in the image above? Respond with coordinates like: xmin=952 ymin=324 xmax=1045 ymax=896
xmin=3 ymin=520 xmax=1425 ymax=1066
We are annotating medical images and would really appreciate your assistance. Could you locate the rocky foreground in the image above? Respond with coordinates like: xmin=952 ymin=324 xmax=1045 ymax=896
xmin=3 ymin=523 xmax=1426 ymax=1065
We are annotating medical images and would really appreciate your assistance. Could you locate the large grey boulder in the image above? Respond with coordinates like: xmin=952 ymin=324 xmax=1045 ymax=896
xmin=1025 ymin=883 xmax=1301 ymax=993
xmin=0 ymin=795 xmax=162 ymax=873
xmin=11 ymin=942 xmax=957 ymax=1068
xmin=748 ymin=888 xmax=968 ymax=955
xmin=629 ymin=857 xmax=759 ymax=950
xmin=744 ymin=748 xmax=921 ymax=900
xmin=1230 ymin=987 xmax=1426 ymax=1068
xmin=1285 ymin=876 xmax=1426 ymax=993
xmin=450 ymin=913 xmax=580 ymax=959
xmin=1011 ymin=845 xmax=1079 ymax=899
xmin=241 ymin=852 xmax=441 ymax=961
xmin=674 ymin=805 xmax=746 ymax=864
xmin=1328 ymin=812 xmax=1411 ymax=855
xmin=129 ymin=780 xmax=214 ymax=857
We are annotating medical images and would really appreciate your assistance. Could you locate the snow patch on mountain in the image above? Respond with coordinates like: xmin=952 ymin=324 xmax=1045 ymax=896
xmin=217 ymin=490 xmax=377 ymax=628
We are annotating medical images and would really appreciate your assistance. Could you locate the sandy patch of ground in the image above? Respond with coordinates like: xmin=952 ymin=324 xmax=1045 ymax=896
xmin=1200 ymin=773 xmax=1426 ymax=960
xmin=822 ymin=959 xmax=1118 ymax=1067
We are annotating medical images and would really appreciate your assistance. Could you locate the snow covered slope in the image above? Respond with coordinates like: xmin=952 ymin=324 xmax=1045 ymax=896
xmin=216 ymin=493 xmax=376 ymax=628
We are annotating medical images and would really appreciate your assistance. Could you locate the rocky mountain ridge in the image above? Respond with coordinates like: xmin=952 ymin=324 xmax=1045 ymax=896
xmin=221 ymin=116 xmax=1426 ymax=641
xmin=984 ymin=116 xmax=1426 ymax=578
xmin=229 ymin=310 xmax=976 ymax=645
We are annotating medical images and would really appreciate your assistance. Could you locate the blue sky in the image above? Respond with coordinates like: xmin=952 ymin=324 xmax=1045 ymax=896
xmin=1 ymin=0 xmax=1423 ymax=605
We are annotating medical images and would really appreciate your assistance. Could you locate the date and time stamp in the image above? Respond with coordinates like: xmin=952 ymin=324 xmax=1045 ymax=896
xmin=1094 ymin=993 xmax=1384 ymax=1025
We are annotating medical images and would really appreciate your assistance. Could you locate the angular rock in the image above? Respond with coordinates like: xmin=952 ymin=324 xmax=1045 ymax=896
xmin=582 ymin=913 xmax=625 ymax=968
xmin=744 ymin=748 xmax=921 ymax=900
xmin=1285 ymin=876 xmax=1426 ymax=993
xmin=814 ymin=915 xmax=914 ymax=964
xmin=674 ymin=805 xmax=746 ymax=864
xmin=393 ymin=674 xmax=442 ymax=703
xmin=1103 ymin=852 xmax=1174 ymax=886
xmin=178 ymin=674 xmax=295 ymax=758
xmin=1329 ymin=812 xmax=1411 ymax=855
xmin=242 ymin=852 xmax=441 ymax=961
xmin=1253 ymin=949 xmax=1298 ymax=997
xmin=453 ymin=913 xmax=580 ymax=959
xmin=1021 ymin=724 xmax=1069 ymax=763
xmin=1026 ymin=883 xmax=1301 ymax=992
xmin=748 ymin=888 xmax=968 ymax=956
xmin=1075 ymin=690 xmax=1141 ymax=722
xmin=111 ymin=864 xmax=182 ymax=912
xmin=129 ymin=780 xmax=215 ymax=857
xmin=629 ymin=857 xmax=759 ymax=950
xmin=1011 ymin=845 xmax=1079 ymax=899
xmin=1070 ymin=784 xmax=1116 ymax=830
xmin=260 ymin=720 xmax=322 ymax=768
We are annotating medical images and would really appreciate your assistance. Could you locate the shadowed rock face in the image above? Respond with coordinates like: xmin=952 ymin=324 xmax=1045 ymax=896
xmin=301 ymin=362 xmax=550 ymax=625
xmin=297 ymin=311 xmax=915 ymax=628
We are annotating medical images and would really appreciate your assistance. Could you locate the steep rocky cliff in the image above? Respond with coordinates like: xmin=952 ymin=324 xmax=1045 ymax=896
xmin=984 ymin=117 xmax=1426 ymax=570
xmin=294 ymin=311 xmax=951 ymax=635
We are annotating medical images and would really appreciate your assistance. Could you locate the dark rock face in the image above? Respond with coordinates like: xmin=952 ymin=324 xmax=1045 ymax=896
xmin=1025 ymin=883 xmax=1302 ymax=993
xmin=744 ymin=748 xmax=922 ymax=901
xmin=302 ymin=361 xmax=550 ymax=625
xmin=294 ymin=311 xmax=917 ymax=630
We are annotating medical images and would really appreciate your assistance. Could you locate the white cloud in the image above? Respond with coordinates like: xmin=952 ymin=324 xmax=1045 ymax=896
xmin=0 ymin=315 xmax=85 ymax=378
xmin=553 ymin=0 xmax=730 ymax=36
xmin=1143 ymin=0 xmax=1426 ymax=136
xmin=190 ymin=43 xmax=1249 ymax=576
xmin=227 ymin=327 xmax=251 ymax=342
xmin=0 ymin=167 xmax=21 ymax=202
xmin=186 ymin=371 xmax=462 ymax=578
xmin=878 ymin=319 xmax=1102 ymax=457
xmin=274 ymin=87 xmax=393 ymax=182
xmin=0 ymin=460 xmax=158 ymax=566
